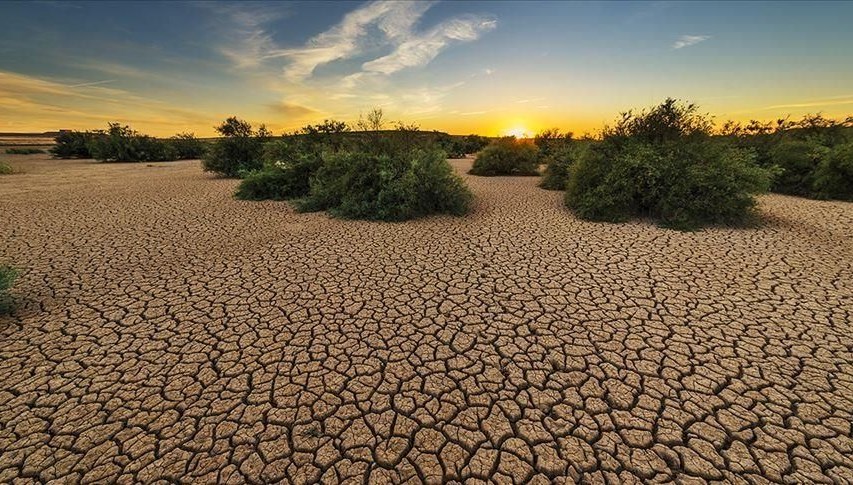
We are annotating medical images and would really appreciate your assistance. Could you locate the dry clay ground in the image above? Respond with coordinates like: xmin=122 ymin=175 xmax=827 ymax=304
xmin=0 ymin=154 xmax=851 ymax=484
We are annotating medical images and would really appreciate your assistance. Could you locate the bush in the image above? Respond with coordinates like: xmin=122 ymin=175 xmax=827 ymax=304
xmin=469 ymin=137 xmax=539 ymax=176
xmin=0 ymin=163 xmax=12 ymax=175
xmin=89 ymin=123 xmax=177 ymax=162
xmin=565 ymin=99 xmax=774 ymax=230
xmin=169 ymin=133 xmax=207 ymax=160
xmin=767 ymin=139 xmax=824 ymax=196
xmin=299 ymin=146 xmax=472 ymax=221
xmin=51 ymin=131 xmax=95 ymax=158
xmin=539 ymin=143 xmax=589 ymax=190
xmin=0 ymin=265 xmax=17 ymax=315
xmin=203 ymin=117 xmax=271 ymax=177
xmin=812 ymin=142 xmax=853 ymax=200
xmin=5 ymin=148 xmax=44 ymax=154
xmin=236 ymin=144 xmax=324 ymax=201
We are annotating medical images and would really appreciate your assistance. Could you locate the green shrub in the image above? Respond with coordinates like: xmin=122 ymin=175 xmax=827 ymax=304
xmin=89 ymin=123 xmax=177 ymax=162
xmin=51 ymin=131 xmax=95 ymax=158
xmin=299 ymin=146 xmax=472 ymax=221
xmin=767 ymin=139 xmax=824 ymax=196
xmin=203 ymin=117 xmax=271 ymax=177
xmin=566 ymin=99 xmax=774 ymax=230
xmin=469 ymin=137 xmax=539 ymax=176
xmin=539 ymin=143 xmax=590 ymax=190
xmin=169 ymin=133 xmax=207 ymax=160
xmin=0 ymin=265 xmax=17 ymax=315
xmin=0 ymin=163 xmax=12 ymax=175
xmin=812 ymin=142 xmax=853 ymax=200
xmin=5 ymin=148 xmax=45 ymax=155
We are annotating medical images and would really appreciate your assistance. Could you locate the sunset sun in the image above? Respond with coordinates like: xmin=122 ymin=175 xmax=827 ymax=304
xmin=504 ymin=126 xmax=529 ymax=138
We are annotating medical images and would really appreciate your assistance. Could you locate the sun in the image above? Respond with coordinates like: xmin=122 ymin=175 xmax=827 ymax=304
xmin=503 ymin=126 xmax=529 ymax=138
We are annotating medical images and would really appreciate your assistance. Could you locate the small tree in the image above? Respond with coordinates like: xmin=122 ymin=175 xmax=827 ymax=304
xmin=357 ymin=108 xmax=385 ymax=131
xmin=203 ymin=117 xmax=271 ymax=177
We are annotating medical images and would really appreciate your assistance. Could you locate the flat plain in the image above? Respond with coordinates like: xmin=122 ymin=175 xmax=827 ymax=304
xmin=1 ymin=154 xmax=851 ymax=483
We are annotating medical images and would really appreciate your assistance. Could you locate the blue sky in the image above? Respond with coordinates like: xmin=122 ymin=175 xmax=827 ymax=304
xmin=1 ymin=1 xmax=852 ymax=136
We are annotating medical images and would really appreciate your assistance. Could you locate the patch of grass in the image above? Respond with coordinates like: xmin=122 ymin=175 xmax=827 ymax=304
xmin=0 ymin=163 xmax=13 ymax=175
xmin=469 ymin=137 xmax=539 ymax=176
xmin=5 ymin=148 xmax=45 ymax=155
xmin=0 ymin=265 xmax=18 ymax=315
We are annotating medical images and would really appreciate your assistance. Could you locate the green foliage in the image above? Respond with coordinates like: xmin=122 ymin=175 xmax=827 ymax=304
xmin=469 ymin=137 xmax=539 ymax=176
xmin=5 ymin=148 xmax=45 ymax=154
xmin=437 ymin=134 xmax=490 ymax=158
xmin=721 ymin=114 xmax=852 ymax=200
xmin=534 ymin=128 xmax=573 ymax=161
xmin=203 ymin=117 xmax=271 ymax=177
xmin=539 ymin=143 xmax=589 ymax=191
xmin=812 ymin=142 xmax=853 ymax=200
xmin=50 ymin=130 xmax=95 ymax=158
xmin=0 ymin=162 xmax=13 ymax=175
xmin=0 ymin=265 xmax=17 ymax=315
xmin=235 ymin=139 xmax=325 ymax=200
xmin=88 ymin=123 xmax=177 ymax=162
xmin=767 ymin=140 xmax=824 ymax=196
xmin=169 ymin=133 xmax=208 ymax=159
xmin=299 ymin=146 xmax=472 ymax=221
xmin=566 ymin=99 xmax=774 ymax=230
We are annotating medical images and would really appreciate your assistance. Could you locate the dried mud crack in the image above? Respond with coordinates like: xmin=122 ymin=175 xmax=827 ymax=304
xmin=1 ymin=156 xmax=851 ymax=483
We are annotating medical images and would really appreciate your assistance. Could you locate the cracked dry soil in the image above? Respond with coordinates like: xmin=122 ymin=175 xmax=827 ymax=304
xmin=0 ymin=156 xmax=851 ymax=484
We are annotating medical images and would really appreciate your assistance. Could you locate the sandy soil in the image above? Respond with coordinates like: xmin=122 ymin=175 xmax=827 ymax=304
xmin=1 ymin=155 xmax=851 ymax=483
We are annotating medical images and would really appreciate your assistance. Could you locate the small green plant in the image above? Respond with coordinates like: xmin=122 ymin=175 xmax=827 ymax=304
xmin=203 ymin=117 xmax=271 ymax=177
xmin=0 ymin=265 xmax=18 ymax=315
xmin=469 ymin=137 xmax=539 ymax=176
xmin=0 ymin=163 xmax=13 ymax=175
xmin=5 ymin=148 xmax=45 ymax=155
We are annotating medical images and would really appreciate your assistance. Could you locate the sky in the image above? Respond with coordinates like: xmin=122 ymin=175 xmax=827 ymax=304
xmin=1 ymin=0 xmax=852 ymax=137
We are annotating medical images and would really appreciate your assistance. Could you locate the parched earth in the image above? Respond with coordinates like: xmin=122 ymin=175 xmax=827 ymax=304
xmin=1 ymin=155 xmax=851 ymax=484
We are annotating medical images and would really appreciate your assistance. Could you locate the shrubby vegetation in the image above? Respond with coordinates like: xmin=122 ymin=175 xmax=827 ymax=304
xmin=298 ymin=146 xmax=472 ymax=220
xmin=202 ymin=117 xmax=271 ymax=177
xmin=565 ymin=99 xmax=774 ymax=230
xmin=469 ymin=137 xmax=539 ymax=176
xmin=51 ymin=130 xmax=96 ymax=158
xmin=0 ymin=163 xmax=13 ymax=175
xmin=721 ymin=114 xmax=853 ymax=200
xmin=539 ymin=142 xmax=591 ymax=190
xmin=89 ymin=123 xmax=176 ymax=162
xmin=0 ymin=265 xmax=17 ymax=315
xmin=169 ymin=132 xmax=208 ymax=160
xmin=51 ymin=125 xmax=207 ymax=162
xmin=5 ymin=148 xmax=45 ymax=155
xmin=233 ymin=116 xmax=473 ymax=221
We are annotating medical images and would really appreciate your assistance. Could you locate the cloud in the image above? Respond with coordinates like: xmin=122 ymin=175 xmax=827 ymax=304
xmin=672 ymin=35 xmax=710 ymax=49
xmin=67 ymin=79 xmax=116 ymax=88
xmin=216 ymin=1 xmax=495 ymax=81
xmin=267 ymin=101 xmax=319 ymax=117
xmin=362 ymin=15 xmax=497 ymax=75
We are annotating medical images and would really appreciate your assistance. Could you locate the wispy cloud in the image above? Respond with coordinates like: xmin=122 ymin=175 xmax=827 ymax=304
xmin=216 ymin=1 xmax=495 ymax=81
xmin=67 ymin=79 xmax=116 ymax=88
xmin=672 ymin=35 xmax=710 ymax=49
xmin=362 ymin=15 xmax=497 ymax=75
